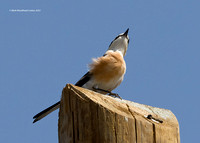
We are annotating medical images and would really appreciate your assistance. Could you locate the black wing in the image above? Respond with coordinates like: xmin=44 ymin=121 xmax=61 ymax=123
xmin=75 ymin=72 xmax=92 ymax=87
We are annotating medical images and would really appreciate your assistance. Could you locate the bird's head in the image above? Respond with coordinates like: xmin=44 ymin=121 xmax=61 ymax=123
xmin=107 ymin=28 xmax=129 ymax=57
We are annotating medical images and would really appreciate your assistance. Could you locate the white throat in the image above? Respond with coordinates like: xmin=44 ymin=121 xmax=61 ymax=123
xmin=108 ymin=37 xmax=128 ymax=57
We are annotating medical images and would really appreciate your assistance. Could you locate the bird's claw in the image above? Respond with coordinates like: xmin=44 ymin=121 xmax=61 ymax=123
xmin=109 ymin=92 xmax=122 ymax=100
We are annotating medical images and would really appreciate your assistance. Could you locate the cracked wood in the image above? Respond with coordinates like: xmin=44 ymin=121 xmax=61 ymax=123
xmin=58 ymin=84 xmax=180 ymax=143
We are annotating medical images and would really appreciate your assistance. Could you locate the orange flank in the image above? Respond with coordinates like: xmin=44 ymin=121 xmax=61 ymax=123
xmin=89 ymin=50 xmax=126 ymax=84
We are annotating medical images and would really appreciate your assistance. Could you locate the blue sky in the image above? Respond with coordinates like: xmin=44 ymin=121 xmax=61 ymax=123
xmin=1 ymin=1 xmax=199 ymax=142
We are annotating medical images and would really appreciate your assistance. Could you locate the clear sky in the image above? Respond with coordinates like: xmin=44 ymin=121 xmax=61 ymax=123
xmin=1 ymin=1 xmax=199 ymax=143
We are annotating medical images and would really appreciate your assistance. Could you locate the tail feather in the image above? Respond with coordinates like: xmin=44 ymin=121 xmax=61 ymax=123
xmin=33 ymin=75 xmax=90 ymax=123
xmin=33 ymin=101 xmax=60 ymax=123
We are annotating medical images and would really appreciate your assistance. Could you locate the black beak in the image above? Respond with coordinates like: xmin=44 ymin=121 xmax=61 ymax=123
xmin=123 ymin=28 xmax=129 ymax=36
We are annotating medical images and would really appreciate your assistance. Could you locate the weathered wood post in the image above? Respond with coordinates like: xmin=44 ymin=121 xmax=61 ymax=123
xmin=58 ymin=84 xmax=180 ymax=143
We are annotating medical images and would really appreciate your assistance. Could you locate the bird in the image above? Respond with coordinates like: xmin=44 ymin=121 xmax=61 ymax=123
xmin=33 ymin=28 xmax=130 ymax=123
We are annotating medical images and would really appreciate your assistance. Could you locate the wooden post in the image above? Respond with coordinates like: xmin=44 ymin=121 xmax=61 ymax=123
xmin=58 ymin=84 xmax=180 ymax=143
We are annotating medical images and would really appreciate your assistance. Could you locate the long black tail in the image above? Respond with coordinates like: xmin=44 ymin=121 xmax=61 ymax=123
xmin=33 ymin=72 xmax=91 ymax=123
xmin=33 ymin=101 xmax=60 ymax=123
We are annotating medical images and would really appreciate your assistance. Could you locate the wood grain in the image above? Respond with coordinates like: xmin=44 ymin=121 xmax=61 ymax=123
xmin=58 ymin=84 xmax=180 ymax=143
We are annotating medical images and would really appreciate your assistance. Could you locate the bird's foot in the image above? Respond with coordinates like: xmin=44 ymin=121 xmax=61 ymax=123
xmin=92 ymin=87 xmax=122 ymax=99
xmin=108 ymin=92 xmax=122 ymax=99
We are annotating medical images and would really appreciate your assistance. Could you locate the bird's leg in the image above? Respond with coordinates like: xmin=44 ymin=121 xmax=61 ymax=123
xmin=92 ymin=87 xmax=122 ymax=99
